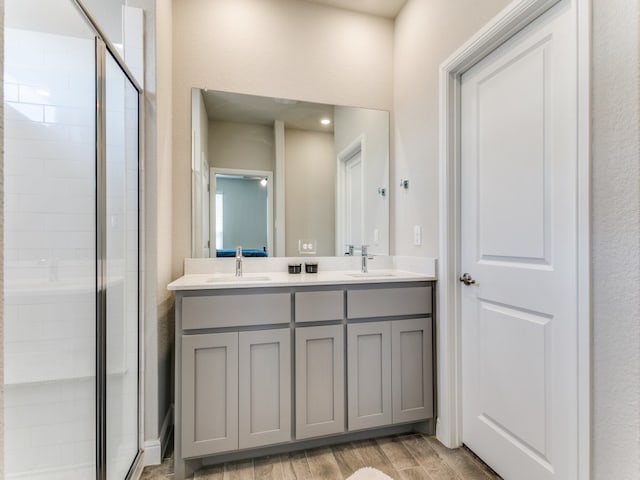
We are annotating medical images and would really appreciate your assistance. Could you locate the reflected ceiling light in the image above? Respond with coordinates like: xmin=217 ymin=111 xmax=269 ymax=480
xmin=320 ymin=118 xmax=331 ymax=126
xmin=36 ymin=89 xmax=50 ymax=97
xmin=260 ymin=178 xmax=268 ymax=187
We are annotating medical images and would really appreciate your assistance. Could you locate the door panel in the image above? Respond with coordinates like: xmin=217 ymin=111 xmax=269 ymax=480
xmin=347 ymin=322 xmax=392 ymax=430
xmin=182 ymin=333 xmax=238 ymax=457
xmin=238 ymin=329 xmax=291 ymax=449
xmin=477 ymin=302 xmax=550 ymax=456
xmin=295 ymin=325 xmax=345 ymax=439
xmin=460 ymin=2 xmax=577 ymax=479
xmin=476 ymin=43 xmax=548 ymax=263
xmin=391 ymin=318 xmax=433 ymax=424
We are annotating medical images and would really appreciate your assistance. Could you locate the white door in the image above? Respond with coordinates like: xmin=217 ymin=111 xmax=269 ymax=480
xmin=345 ymin=151 xmax=363 ymax=246
xmin=460 ymin=2 xmax=578 ymax=480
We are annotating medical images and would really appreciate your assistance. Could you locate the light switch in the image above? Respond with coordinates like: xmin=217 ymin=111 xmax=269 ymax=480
xmin=413 ymin=225 xmax=422 ymax=246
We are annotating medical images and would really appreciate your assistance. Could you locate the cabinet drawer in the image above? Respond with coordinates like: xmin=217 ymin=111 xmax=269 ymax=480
xmin=347 ymin=286 xmax=431 ymax=319
xmin=182 ymin=292 xmax=291 ymax=329
xmin=295 ymin=290 xmax=344 ymax=323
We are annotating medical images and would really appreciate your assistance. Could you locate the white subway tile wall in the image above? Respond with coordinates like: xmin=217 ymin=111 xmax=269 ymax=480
xmin=4 ymin=26 xmax=97 ymax=478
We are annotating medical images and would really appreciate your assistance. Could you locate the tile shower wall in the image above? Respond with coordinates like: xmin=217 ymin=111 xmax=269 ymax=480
xmin=4 ymin=25 xmax=97 ymax=478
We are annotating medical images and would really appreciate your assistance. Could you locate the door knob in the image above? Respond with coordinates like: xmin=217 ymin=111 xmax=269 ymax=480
xmin=459 ymin=273 xmax=476 ymax=286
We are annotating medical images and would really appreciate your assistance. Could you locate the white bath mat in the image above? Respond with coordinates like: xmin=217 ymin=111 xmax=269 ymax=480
xmin=346 ymin=467 xmax=394 ymax=480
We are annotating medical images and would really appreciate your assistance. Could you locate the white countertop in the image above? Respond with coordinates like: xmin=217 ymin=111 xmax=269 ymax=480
xmin=168 ymin=269 xmax=435 ymax=291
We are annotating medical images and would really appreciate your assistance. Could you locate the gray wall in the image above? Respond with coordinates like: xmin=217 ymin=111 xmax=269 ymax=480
xmin=284 ymin=128 xmax=335 ymax=256
xmin=592 ymin=0 xmax=640 ymax=477
xmin=216 ymin=177 xmax=268 ymax=251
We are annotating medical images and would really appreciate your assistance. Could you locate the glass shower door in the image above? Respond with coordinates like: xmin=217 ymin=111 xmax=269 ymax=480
xmin=3 ymin=0 xmax=97 ymax=477
xmin=104 ymin=52 xmax=140 ymax=480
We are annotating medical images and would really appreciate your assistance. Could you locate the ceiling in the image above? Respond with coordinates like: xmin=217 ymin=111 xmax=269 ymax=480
xmin=201 ymin=90 xmax=336 ymax=133
xmin=301 ymin=0 xmax=408 ymax=19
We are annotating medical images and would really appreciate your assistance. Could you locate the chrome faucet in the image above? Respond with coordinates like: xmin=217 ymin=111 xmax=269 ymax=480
xmin=361 ymin=245 xmax=373 ymax=273
xmin=235 ymin=246 xmax=243 ymax=277
xmin=345 ymin=244 xmax=354 ymax=256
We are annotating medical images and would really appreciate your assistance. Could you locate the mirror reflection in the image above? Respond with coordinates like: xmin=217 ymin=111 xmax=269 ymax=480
xmin=191 ymin=89 xmax=389 ymax=258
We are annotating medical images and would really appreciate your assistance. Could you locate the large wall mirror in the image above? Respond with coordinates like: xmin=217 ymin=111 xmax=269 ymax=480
xmin=191 ymin=88 xmax=389 ymax=258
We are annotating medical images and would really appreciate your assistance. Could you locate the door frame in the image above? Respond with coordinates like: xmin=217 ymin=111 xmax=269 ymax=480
xmin=437 ymin=1 xmax=591 ymax=479
xmin=336 ymin=135 xmax=365 ymax=255
xmin=210 ymin=167 xmax=274 ymax=256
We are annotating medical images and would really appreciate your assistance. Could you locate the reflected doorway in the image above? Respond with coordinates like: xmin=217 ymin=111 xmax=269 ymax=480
xmin=210 ymin=168 xmax=273 ymax=257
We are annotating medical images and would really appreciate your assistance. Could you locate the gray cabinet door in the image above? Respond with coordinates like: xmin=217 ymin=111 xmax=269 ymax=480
xmin=239 ymin=329 xmax=292 ymax=449
xmin=182 ymin=332 xmax=238 ymax=457
xmin=391 ymin=318 xmax=433 ymax=423
xmin=347 ymin=322 xmax=392 ymax=430
xmin=295 ymin=325 xmax=345 ymax=440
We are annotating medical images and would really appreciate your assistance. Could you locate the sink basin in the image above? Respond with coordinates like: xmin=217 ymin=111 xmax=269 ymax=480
xmin=345 ymin=272 xmax=396 ymax=278
xmin=206 ymin=275 xmax=272 ymax=283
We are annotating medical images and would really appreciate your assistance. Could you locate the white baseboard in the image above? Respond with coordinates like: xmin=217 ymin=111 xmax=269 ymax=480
xmin=143 ymin=404 xmax=174 ymax=466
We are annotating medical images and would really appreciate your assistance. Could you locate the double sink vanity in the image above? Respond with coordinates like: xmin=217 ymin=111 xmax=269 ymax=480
xmin=168 ymin=257 xmax=437 ymax=480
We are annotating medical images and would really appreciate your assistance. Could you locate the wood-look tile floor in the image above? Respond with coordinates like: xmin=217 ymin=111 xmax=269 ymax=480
xmin=140 ymin=434 xmax=502 ymax=480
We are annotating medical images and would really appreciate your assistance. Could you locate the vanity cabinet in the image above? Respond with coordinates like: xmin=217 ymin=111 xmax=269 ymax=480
xmin=181 ymin=328 xmax=291 ymax=457
xmin=295 ymin=324 xmax=345 ymax=439
xmin=347 ymin=317 xmax=433 ymax=430
xmin=346 ymin=284 xmax=433 ymax=431
xmin=173 ymin=279 xmax=435 ymax=480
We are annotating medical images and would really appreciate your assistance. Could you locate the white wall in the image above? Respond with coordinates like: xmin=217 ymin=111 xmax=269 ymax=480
xmin=392 ymin=0 xmax=511 ymax=256
xmin=284 ymin=128 xmax=335 ymax=256
xmin=81 ymin=0 xmax=125 ymax=45
xmin=122 ymin=0 xmax=177 ymax=465
xmin=143 ymin=0 xmax=174 ymax=463
xmin=592 ymin=0 xmax=640 ymax=477
xmin=1 ymin=1 xmax=5 ymax=476
xmin=172 ymin=0 xmax=393 ymax=278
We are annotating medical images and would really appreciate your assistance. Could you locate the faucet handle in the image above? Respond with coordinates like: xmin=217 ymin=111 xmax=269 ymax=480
xmin=235 ymin=246 xmax=243 ymax=257
xmin=345 ymin=244 xmax=354 ymax=256
xmin=361 ymin=245 xmax=374 ymax=259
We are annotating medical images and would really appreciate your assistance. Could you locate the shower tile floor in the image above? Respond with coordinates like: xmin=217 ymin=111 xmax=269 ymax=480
xmin=140 ymin=433 xmax=502 ymax=480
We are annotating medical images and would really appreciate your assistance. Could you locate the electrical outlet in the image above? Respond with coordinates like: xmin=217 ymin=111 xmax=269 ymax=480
xmin=413 ymin=225 xmax=422 ymax=246
xmin=298 ymin=239 xmax=317 ymax=255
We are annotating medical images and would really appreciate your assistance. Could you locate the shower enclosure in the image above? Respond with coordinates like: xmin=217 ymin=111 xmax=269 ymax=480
xmin=4 ymin=0 xmax=141 ymax=478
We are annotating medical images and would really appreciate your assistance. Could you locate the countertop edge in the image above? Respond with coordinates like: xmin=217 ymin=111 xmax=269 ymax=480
xmin=168 ymin=271 xmax=436 ymax=291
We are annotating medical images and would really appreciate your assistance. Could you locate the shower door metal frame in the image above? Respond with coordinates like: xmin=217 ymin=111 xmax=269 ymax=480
xmin=72 ymin=1 xmax=144 ymax=479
